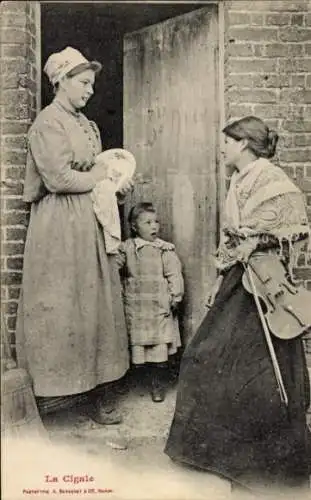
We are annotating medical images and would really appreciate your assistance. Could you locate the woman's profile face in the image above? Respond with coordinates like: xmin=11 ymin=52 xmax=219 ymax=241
xmin=222 ymin=134 xmax=244 ymax=168
xmin=60 ymin=69 xmax=95 ymax=110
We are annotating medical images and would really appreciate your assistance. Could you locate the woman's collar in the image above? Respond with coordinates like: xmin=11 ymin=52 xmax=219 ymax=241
xmin=53 ymin=97 xmax=80 ymax=117
xmin=235 ymin=158 xmax=263 ymax=180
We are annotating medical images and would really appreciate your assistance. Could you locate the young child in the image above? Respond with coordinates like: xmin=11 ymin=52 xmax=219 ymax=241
xmin=117 ymin=202 xmax=184 ymax=402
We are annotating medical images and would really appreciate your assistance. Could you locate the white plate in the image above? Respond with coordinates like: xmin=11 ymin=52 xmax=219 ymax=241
xmin=94 ymin=148 xmax=136 ymax=192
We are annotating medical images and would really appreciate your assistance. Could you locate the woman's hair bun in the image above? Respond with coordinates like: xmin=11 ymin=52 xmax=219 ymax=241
xmin=222 ymin=116 xmax=280 ymax=159
xmin=266 ymin=129 xmax=279 ymax=158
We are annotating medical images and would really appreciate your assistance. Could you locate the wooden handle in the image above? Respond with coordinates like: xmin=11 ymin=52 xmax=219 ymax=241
xmin=244 ymin=264 xmax=288 ymax=406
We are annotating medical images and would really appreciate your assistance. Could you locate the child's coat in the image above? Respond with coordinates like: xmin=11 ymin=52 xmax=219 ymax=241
xmin=118 ymin=237 xmax=184 ymax=349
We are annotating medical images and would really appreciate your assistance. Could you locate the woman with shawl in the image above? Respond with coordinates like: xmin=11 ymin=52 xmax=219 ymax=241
xmin=165 ymin=116 xmax=311 ymax=494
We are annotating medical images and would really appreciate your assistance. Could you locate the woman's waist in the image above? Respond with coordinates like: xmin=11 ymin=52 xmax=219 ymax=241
xmin=30 ymin=191 xmax=94 ymax=215
xmin=124 ymin=276 xmax=169 ymax=290
xmin=215 ymin=233 xmax=286 ymax=273
xmin=224 ymin=231 xmax=279 ymax=248
xmin=33 ymin=190 xmax=92 ymax=202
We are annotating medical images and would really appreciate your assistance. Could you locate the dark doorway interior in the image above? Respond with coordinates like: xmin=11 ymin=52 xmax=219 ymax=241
xmin=41 ymin=2 xmax=204 ymax=149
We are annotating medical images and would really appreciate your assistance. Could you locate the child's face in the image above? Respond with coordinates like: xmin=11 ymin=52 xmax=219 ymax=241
xmin=134 ymin=211 xmax=159 ymax=242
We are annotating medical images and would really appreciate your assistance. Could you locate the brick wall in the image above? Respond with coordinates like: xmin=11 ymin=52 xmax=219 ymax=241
xmin=224 ymin=0 xmax=311 ymax=367
xmin=0 ymin=1 xmax=39 ymax=352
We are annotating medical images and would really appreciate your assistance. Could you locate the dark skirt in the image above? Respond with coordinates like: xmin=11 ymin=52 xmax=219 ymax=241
xmin=165 ymin=264 xmax=311 ymax=491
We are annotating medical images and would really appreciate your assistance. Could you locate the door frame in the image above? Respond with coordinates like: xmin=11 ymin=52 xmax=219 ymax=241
xmin=217 ymin=0 xmax=226 ymax=243
xmin=35 ymin=1 xmax=42 ymax=113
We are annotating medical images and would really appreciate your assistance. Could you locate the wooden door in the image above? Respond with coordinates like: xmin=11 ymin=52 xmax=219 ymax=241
xmin=123 ymin=7 xmax=221 ymax=344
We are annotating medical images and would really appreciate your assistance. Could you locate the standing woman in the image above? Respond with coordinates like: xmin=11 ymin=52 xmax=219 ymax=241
xmin=16 ymin=47 xmax=130 ymax=424
xmin=165 ymin=116 xmax=311 ymax=493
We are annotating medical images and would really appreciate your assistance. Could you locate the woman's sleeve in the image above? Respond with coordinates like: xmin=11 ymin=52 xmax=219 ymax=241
xmin=162 ymin=250 xmax=184 ymax=302
xmin=29 ymin=121 xmax=96 ymax=193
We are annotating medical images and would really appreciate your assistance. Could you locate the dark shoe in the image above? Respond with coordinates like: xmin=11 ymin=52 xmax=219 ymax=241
xmin=88 ymin=401 xmax=123 ymax=425
xmin=151 ymin=386 xmax=165 ymax=403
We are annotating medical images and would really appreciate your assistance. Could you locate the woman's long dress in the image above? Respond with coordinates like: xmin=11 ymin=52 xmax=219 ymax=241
xmin=165 ymin=159 xmax=311 ymax=491
xmin=165 ymin=264 xmax=311 ymax=489
xmin=15 ymin=99 xmax=129 ymax=397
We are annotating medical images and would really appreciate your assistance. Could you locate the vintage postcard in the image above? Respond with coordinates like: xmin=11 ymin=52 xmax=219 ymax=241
xmin=1 ymin=1 xmax=311 ymax=500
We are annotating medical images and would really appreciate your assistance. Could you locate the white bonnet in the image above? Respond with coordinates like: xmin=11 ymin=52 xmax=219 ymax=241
xmin=44 ymin=46 xmax=102 ymax=85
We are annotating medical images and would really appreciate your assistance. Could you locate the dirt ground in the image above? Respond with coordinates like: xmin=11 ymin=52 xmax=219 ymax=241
xmin=3 ymin=370 xmax=233 ymax=500
xmin=3 ymin=369 xmax=310 ymax=500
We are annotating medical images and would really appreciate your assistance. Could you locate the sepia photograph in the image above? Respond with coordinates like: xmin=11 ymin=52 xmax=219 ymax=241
xmin=1 ymin=1 xmax=311 ymax=499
